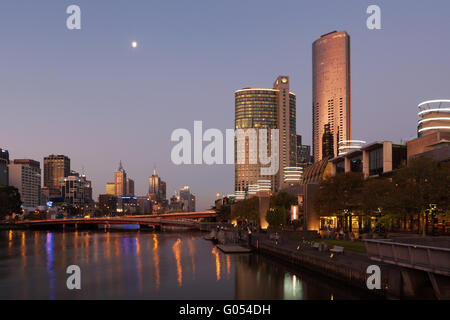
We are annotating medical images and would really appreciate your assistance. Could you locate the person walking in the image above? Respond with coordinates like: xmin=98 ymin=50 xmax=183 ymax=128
xmin=247 ymin=227 xmax=252 ymax=247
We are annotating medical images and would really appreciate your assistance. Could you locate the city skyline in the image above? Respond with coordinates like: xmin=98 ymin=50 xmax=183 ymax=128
xmin=1 ymin=1 xmax=450 ymax=210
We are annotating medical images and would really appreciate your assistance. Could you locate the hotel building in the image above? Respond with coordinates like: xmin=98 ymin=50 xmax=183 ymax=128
xmin=234 ymin=76 xmax=297 ymax=194
xmin=312 ymin=31 xmax=351 ymax=162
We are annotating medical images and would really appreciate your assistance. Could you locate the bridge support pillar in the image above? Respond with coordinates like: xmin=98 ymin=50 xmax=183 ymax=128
xmin=75 ymin=223 xmax=78 ymax=230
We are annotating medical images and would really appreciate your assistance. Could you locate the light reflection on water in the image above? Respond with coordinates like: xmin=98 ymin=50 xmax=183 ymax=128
xmin=0 ymin=230 xmax=375 ymax=300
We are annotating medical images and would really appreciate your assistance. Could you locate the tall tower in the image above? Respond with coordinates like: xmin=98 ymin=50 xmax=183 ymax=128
xmin=312 ymin=30 xmax=351 ymax=162
xmin=234 ymin=76 xmax=296 ymax=193
xmin=114 ymin=161 xmax=127 ymax=197
xmin=43 ymin=154 xmax=70 ymax=195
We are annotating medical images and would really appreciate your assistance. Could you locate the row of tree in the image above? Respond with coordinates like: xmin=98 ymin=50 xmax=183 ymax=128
xmin=312 ymin=157 xmax=450 ymax=234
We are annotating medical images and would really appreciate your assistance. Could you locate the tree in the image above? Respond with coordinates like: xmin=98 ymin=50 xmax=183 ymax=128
xmin=265 ymin=207 xmax=287 ymax=229
xmin=270 ymin=192 xmax=297 ymax=210
xmin=0 ymin=186 xmax=22 ymax=219
xmin=231 ymin=197 xmax=259 ymax=223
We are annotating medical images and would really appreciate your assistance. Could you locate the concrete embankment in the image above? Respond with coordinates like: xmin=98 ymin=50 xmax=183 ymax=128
xmin=252 ymin=238 xmax=404 ymax=298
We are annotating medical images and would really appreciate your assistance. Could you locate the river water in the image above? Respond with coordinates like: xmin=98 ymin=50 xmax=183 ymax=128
xmin=0 ymin=230 xmax=374 ymax=299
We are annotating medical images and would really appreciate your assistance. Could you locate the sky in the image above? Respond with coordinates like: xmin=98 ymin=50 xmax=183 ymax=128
xmin=0 ymin=0 xmax=449 ymax=210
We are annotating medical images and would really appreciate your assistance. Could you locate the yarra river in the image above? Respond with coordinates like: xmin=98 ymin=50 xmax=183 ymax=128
xmin=0 ymin=230 xmax=374 ymax=299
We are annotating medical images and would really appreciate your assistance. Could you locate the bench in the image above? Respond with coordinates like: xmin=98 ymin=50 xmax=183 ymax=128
xmin=329 ymin=245 xmax=344 ymax=254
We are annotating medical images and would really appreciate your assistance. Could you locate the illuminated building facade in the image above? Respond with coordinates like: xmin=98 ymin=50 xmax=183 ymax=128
xmin=234 ymin=76 xmax=296 ymax=194
xmin=312 ymin=31 xmax=351 ymax=162
xmin=43 ymin=154 xmax=70 ymax=195
xmin=114 ymin=161 xmax=127 ymax=197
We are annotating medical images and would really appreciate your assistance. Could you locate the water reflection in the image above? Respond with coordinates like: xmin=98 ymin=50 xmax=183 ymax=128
xmin=172 ymin=238 xmax=182 ymax=287
xmin=211 ymin=246 xmax=221 ymax=281
xmin=152 ymin=233 xmax=160 ymax=290
xmin=0 ymin=230 xmax=376 ymax=300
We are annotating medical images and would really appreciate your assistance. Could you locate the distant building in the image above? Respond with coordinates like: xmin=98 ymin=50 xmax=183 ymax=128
xmin=179 ymin=186 xmax=196 ymax=212
xmin=148 ymin=167 xmax=166 ymax=202
xmin=313 ymin=31 xmax=351 ymax=162
xmin=136 ymin=196 xmax=152 ymax=214
xmin=0 ymin=148 xmax=9 ymax=186
xmin=60 ymin=175 xmax=85 ymax=206
xmin=98 ymin=194 xmax=117 ymax=215
xmin=296 ymin=135 xmax=313 ymax=168
xmin=322 ymin=123 xmax=334 ymax=159
xmin=114 ymin=161 xmax=127 ymax=197
xmin=8 ymin=159 xmax=41 ymax=207
xmin=44 ymin=155 xmax=70 ymax=195
xmin=126 ymin=178 xmax=135 ymax=196
xmin=105 ymin=182 xmax=115 ymax=195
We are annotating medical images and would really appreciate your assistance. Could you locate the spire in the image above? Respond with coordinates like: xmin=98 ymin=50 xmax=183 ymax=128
xmin=153 ymin=165 xmax=157 ymax=176
xmin=119 ymin=160 xmax=123 ymax=171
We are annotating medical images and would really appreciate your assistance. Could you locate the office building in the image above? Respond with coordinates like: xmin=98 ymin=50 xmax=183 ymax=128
xmin=0 ymin=148 xmax=9 ymax=186
xmin=126 ymin=178 xmax=135 ymax=196
xmin=114 ymin=161 xmax=127 ymax=197
xmin=179 ymin=186 xmax=196 ymax=212
xmin=313 ymin=31 xmax=351 ymax=162
xmin=8 ymin=159 xmax=41 ymax=207
xmin=105 ymin=182 xmax=115 ymax=195
xmin=44 ymin=155 xmax=70 ymax=195
xmin=235 ymin=76 xmax=296 ymax=194
xmin=149 ymin=167 xmax=166 ymax=202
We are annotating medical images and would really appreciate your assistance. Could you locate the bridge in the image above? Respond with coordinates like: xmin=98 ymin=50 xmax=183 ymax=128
xmin=15 ymin=210 xmax=217 ymax=230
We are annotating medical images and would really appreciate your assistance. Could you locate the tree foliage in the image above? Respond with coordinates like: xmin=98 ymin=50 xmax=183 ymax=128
xmin=265 ymin=206 xmax=287 ymax=228
xmin=0 ymin=186 xmax=22 ymax=219
xmin=231 ymin=197 xmax=259 ymax=223
xmin=312 ymin=157 xmax=450 ymax=231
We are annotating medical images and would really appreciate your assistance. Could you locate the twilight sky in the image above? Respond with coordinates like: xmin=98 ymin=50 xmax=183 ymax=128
xmin=1 ymin=0 xmax=449 ymax=210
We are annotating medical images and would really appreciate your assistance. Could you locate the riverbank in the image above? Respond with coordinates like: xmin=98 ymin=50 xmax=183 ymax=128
xmin=248 ymin=233 xmax=427 ymax=299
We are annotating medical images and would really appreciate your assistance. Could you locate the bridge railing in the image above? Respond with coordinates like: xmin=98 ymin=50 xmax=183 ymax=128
xmin=364 ymin=239 xmax=450 ymax=276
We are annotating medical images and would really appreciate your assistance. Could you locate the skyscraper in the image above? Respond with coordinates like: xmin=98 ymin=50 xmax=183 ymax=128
xmin=114 ymin=161 xmax=127 ymax=197
xmin=43 ymin=155 xmax=70 ymax=195
xmin=8 ymin=159 xmax=41 ymax=207
xmin=312 ymin=30 xmax=351 ymax=162
xmin=126 ymin=178 xmax=135 ymax=196
xmin=148 ymin=167 xmax=166 ymax=202
xmin=234 ymin=76 xmax=296 ymax=193
xmin=0 ymin=148 xmax=9 ymax=186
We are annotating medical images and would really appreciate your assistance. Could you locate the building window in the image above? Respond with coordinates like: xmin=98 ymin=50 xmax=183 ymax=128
xmin=369 ymin=148 xmax=383 ymax=176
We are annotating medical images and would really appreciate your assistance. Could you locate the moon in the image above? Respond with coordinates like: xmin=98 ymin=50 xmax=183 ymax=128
xmin=131 ymin=41 xmax=138 ymax=48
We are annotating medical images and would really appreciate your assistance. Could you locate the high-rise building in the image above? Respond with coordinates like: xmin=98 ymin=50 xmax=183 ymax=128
xmin=105 ymin=182 xmax=115 ymax=195
xmin=0 ymin=148 xmax=9 ymax=186
xmin=59 ymin=171 xmax=93 ymax=206
xmin=43 ymin=155 xmax=70 ymax=195
xmin=126 ymin=178 xmax=135 ymax=196
xmin=296 ymin=135 xmax=313 ymax=168
xmin=148 ymin=167 xmax=165 ymax=202
xmin=114 ymin=161 xmax=127 ymax=197
xmin=234 ymin=76 xmax=296 ymax=193
xmin=8 ymin=159 xmax=41 ymax=207
xmin=312 ymin=30 xmax=351 ymax=162
xmin=179 ymin=186 xmax=196 ymax=212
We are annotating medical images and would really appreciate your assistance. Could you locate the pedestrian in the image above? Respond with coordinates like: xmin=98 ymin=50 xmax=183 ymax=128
xmin=247 ymin=227 xmax=252 ymax=247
